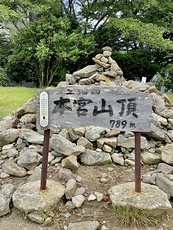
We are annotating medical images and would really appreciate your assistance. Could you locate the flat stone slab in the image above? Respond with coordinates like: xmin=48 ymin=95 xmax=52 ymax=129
xmin=67 ymin=221 xmax=100 ymax=230
xmin=13 ymin=180 xmax=65 ymax=214
xmin=108 ymin=182 xmax=171 ymax=210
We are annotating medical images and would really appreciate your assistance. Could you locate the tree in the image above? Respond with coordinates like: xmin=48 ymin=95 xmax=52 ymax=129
xmin=0 ymin=0 xmax=95 ymax=87
xmin=104 ymin=0 xmax=173 ymax=82
xmin=0 ymin=0 xmax=173 ymax=87
xmin=7 ymin=16 xmax=94 ymax=87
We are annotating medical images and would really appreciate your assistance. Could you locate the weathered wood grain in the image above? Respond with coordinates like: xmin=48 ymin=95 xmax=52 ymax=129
xmin=36 ymin=86 xmax=152 ymax=132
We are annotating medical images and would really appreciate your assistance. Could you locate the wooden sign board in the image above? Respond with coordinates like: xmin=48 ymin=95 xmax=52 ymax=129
xmin=36 ymin=86 xmax=152 ymax=132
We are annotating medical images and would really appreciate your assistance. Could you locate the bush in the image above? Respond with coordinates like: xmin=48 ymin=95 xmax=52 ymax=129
xmin=0 ymin=67 xmax=14 ymax=86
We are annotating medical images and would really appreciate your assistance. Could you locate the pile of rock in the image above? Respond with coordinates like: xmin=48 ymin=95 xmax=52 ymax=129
xmin=0 ymin=46 xmax=173 ymax=224
xmin=142 ymin=162 xmax=173 ymax=198
xmin=63 ymin=46 xmax=125 ymax=86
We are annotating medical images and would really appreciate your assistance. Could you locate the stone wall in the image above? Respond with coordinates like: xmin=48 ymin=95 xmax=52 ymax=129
xmin=0 ymin=46 xmax=173 ymax=220
xmin=0 ymin=46 xmax=173 ymax=169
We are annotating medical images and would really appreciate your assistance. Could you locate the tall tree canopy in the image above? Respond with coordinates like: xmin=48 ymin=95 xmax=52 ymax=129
xmin=0 ymin=0 xmax=173 ymax=88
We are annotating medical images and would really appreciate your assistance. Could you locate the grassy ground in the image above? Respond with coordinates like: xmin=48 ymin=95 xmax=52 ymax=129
xmin=167 ymin=93 xmax=173 ymax=103
xmin=0 ymin=87 xmax=41 ymax=119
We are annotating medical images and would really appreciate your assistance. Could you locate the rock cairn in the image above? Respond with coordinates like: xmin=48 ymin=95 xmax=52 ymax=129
xmin=62 ymin=46 xmax=125 ymax=86
xmin=0 ymin=46 xmax=173 ymax=225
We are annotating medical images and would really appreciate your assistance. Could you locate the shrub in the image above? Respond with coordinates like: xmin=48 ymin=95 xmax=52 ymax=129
xmin=0 ymin=67 xmax=14 ymax=86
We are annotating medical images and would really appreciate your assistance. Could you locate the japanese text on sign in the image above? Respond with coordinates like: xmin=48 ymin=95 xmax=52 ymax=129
xmin=37 ymin=86 xmax=152 ymax=132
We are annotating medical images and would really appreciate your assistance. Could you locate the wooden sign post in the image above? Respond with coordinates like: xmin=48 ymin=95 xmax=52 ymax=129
xmin=134 ymin=132 xmax=141 ymax=193
xmin=37 ymin=86 xmax=152 ymax=191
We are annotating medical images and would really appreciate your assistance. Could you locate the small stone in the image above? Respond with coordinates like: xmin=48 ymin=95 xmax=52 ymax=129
xmin=43 ymin=217 xmax=52 ymax=226
xmin=0 ymin=172 xmax=10 ymax=179
xmin=67 ymin=221 xmax=100 ymax=229
xmin=76 ymin=175 xmax=82 ymax=182
xmin=65 ymin=212 xmax=71 ymax=219
xmin=100 ymin=56 xmax=108 ymax=63
xmin=2 ymin=144 xmax=14 ymax=154
xmin=65 ymin=179 xmax=77 ymax=199
xmin=107 ymin=167 xmax=113 ymax=172
xmin=74 ymin=187 xmax=86 ymax=196
xmin=81 ymin=208 xmax=86 ymax=214
xmin=17 ymin=148 xmax=42 ymax=170
xmin=102 ymin=46 xmax=112 ymax=52
xmin=103 ymin=196 xmax=109 ymax=202
xmin=7 ymin=149 xmax=18 ymax=158
xmin=2 ymin=161 xmax=27 ymax=177
xmin=61 ymin=155 xmax=79 ymax=172
xmin=95 ymin=54 xmax=102 ymax=60
xmin=103 ymin=144 xmax=112 ymax=153
xmin=94 ymin=191 xmax=104 ymax=202
xmin=1 ymin=183 xmax=16 ymax=199
xmin=111 ymin=153 xmax=124 ymax=166
xmin=50 ymin=157 xmax=63 ymax=165
xmin=103 ymin=50 xmax=112 ymax=57
xmin=48 ymin=152 xmax=55 ymax=163
xmin=66 ymin=201 xmax=75 ymax=209
xmin=101 ymin=225 xmax=109 ymax=230
xmin=28 ymin=213 xmax=44 ymax=224
xmin=101 ymin=173 xmax=107 ymax=179
xmin=0 ymin=160 xmax=4 ymax=166
xmin=58 ymin=168 xmax=76 ymax=182
xmin=124 ymin=159 xmax=135 ymax=166
xmin=88 ymin=194 xmax=96 ymax=201
xmin=100 ymin=178 xmax=108 ymax=183
xmin=72 ymin=195 xmax=86 ymax=208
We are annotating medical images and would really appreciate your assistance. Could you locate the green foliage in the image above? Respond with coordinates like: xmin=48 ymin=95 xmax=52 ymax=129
xmin=41 ymin=212 xmax=47 ymax=222
xmin=107 ymin=18 xmax=173 ymax=51
xmin=0 ymin=0 xmax=173 ymax=87
xmin=0 ymin=1 xmax=95 ymax=87
xmin=154 ymin=74 xmax=165 ymax=91
xmin=112 ymin=50 xmax=160 ymax=81
xmin=115 ymin=206 xmax=161 ymax=228
xmin=163 ymin=64 xmax=173 ymax=91
xmin=6 ymin=15 xmax=94 ymax=87
xmin=0 ymin=3 xmax=19 ymax=23
xmin=0 ymin=67 xmax=14 ymax=86
xmin=0 ymin=33 xmax=12 ymax=68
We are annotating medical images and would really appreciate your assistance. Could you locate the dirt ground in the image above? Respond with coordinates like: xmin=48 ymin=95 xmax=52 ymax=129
xmin=0 ymin=164 xmax=173 ymax=230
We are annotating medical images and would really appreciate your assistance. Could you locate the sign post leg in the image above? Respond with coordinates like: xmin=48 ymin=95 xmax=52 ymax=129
xmin=134 ymin=132 xmax=141 ymax=193
xmin=40 ymin=129 xmax=50 ymax=190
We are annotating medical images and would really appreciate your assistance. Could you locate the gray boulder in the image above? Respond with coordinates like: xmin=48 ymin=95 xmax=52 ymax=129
xmin=17 ymin=148 xmax=42 ymax=170
xmin=0 ymin=118 xmax=13 ymax=132
xmin=141 ymin=151 xmax=161 ymax=165
xmin=67 ymin=221 xmax=100 ymax=230
xmin=80 ymin=149 xmax=112 ymax=165
xmin=117 ymin=134 xmax=148 ymax=149
xmin=0 ymin=184 xmax=16 ymax=217
xmin=161 ymin=143 xmax=173 ymax=165
xmin=0 ymin=129 xmax=20 ymax=147
xmin=156 ymin=173 xmax=173 ymax=198
xmin=73 ymin=65 xmax=98 ymax=79
xmin=2 ymin=161 xmax=27 ymax=177
xmin=13 ymin=180 xmax=65 ymax=215
xmin=108 ymin=182 xmax=171 ymax=210
xmin=19 ymin=129 xmax=44 ymax=144
xmin=50 ymin=134 xmax=85 ymax=156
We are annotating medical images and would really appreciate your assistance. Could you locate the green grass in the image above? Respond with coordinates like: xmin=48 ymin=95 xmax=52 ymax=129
xmin=167 ymin=93 xmax=173 ymax=103
xmin=114 ymin=206 xmax=163 ymax=228
xmin=0 ymin=87 xmax=41 ymax=119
